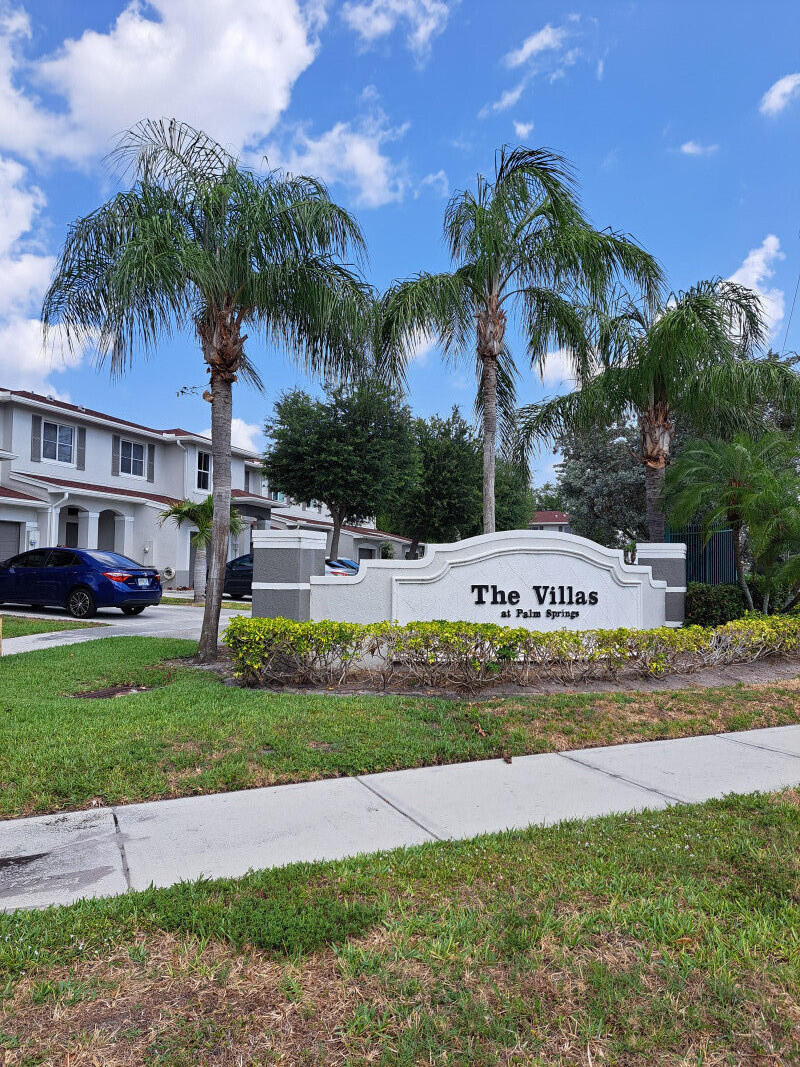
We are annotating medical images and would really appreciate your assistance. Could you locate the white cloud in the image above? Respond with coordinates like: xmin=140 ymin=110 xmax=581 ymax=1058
xmin=538 ymin=348 xmax=578 ymax=391
xmin=760 ymin=73 xmax=800 ymax=116
xmin=505 ymin=23 xmax=567 ymax=68
xmin=480 ymin=81 xmax=526 ymax=117
xmin=202 ymin=418 xmax=263 ymax=453
xmin=483 ymin=18 xmax=588 ymax=118
xmin=679 ymin=140 xmax=718 ymax=156
xmin=341 ymin=0 xmax=452 ymax=59
xmin=415 ymin=169 xmax=448 ymax=198
xmin=273 ymin=103 xmax=409 ymax=208
xmin=407 ymin=329 xmax=437 ymax=364
xmin=0 ymin=0 xmax=324 ymax=163
xmin=0 ymin=155 xmax=83 ymax=395
xmin=513 ymin=120 xmax=534 ymax=138
xmin=730 ymin=234 xmax=785 ymax=338
xmin=596 ymin=56 xmax=604 ymax=80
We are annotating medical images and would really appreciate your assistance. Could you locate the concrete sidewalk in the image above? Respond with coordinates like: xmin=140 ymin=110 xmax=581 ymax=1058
xmin=2 ymin=724 xmax=800 ymax=912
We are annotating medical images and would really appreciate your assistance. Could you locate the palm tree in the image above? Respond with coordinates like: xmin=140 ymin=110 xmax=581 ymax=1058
xmin=159 ymin=496 xmax=244 ymax=604
xmin=42 ymin=119 xmax=373 ymax=661
xmin=379 ymin=146 xmax=662 ymax=534
xmin=517 ymin=280 xmax=800 ymax=541
xmin=665 ymin=433 xmax=799 ymax=610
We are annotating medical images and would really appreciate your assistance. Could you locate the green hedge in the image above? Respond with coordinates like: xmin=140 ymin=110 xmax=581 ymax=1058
xmin=222 ymin=614 xmax=800 ymax=692
xmin=685 ymin=583 xmax=747 ymax=626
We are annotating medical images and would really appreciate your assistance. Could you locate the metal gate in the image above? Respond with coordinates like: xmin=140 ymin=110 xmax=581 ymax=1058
xmin=666 ymin=524 xmax=736 ymax=584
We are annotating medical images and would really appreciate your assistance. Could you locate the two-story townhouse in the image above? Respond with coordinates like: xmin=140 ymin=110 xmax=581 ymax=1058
xmin=0 ymin=388 xmax=274 ymax=586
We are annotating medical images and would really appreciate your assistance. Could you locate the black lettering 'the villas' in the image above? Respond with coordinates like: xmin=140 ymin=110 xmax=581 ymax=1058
xmin=533 ymin=585 xmax=599 ymax=605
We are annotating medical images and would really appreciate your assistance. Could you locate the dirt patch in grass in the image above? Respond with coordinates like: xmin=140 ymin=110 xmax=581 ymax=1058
xmin=72 ymin=684 xmax=154 ymax=699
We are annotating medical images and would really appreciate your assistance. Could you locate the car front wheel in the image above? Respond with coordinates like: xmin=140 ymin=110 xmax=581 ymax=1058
xmin=121 ymin=605 xmax=146 ymax=616
xmin=67 ymin=587 xmax=97 ymax=619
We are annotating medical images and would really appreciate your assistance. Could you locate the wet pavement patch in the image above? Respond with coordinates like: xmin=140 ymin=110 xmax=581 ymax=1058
xmin=0 ymin=852 xmax=48 ymax=871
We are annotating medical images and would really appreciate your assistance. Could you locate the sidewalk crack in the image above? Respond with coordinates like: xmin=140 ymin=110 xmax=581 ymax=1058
xmin=111 ymin=810 xmax=132 ymax=891
xmin=717 ymin=733 xmax=800 ymax=760
xmin=355 ymin=778 xmax=443 ymax=841
xmin=558 ymin=752 xmax=685 ymax=805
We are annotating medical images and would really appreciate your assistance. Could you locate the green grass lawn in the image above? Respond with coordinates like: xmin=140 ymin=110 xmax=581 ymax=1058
xmin=0 ymin=614 xmax=98 ymax=640
xmin=2 ymin=636 xmax=800 ymax=818
xmin=1 ymin=792 xmax=798 ymax=1063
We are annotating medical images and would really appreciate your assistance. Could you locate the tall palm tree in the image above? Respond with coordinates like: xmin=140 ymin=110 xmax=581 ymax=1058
xmin=379 ymin=146 xmax=662 ymax=533
xmin=42 ymin=119 xmax=373 ymax=660
xmin=665 ymin=433 xmax=799 ymax=610
xmin=159 ymin=496 xmax=244 ymax=604
xmin=517 ymin=280 xmax=800 ymax=540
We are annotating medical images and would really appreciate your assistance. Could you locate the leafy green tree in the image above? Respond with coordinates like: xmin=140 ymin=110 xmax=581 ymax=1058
xmin=381 ymin=408 xmax=482 ymax=554
xmin=530 ymin=481 xmax=566 ymax=512
xmin=495 ymin=457 xmax=534 ymax=531
xmin=518 ymin=280 xmax=800 ymax=541
xmin=263 ymin=383 xmax=415 ymax=560
xmin=555 ymin=423 xmax=647 ymax=547
xmin=159 ymin=497 xmax=244 ymax=603
xmin=665 ymin=432 xmax=800 ymax=610
xmin=43 ymin=119 xmax=372 ymax=661
xmin=380 ymin=146 xmax=662 ymax=534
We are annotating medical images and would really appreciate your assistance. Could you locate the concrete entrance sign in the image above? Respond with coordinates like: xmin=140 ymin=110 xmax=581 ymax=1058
xmin=252 ymin=529 xmax=686 ymax=629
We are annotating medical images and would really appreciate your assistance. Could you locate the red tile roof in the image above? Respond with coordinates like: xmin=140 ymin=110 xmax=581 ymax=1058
xmin=0 ymin=485 xmax=42 ymax=502
xmin=532 ymin=510 xmax=570 ymax=524
xmin=18 ymin=474 xmax=178 ymax=506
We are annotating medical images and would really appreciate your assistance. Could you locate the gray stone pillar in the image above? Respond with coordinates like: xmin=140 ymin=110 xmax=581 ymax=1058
xmin=635 ymin=542 xmax=687 ymax=626
xmin=251 ymin=528 xmax=327 ymax=620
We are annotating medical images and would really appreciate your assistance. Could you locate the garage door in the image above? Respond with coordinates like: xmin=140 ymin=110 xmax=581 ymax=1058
xmin=0 ymin=521 xmax=21 ymax=561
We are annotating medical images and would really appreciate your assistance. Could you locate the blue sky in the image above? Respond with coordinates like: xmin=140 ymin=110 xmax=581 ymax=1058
xmin=1 ymin=0 xmax=799 ymax=481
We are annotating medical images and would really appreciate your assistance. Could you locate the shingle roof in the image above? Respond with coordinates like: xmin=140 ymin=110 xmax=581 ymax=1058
xmin=532 ymin=510 xmax=571 ymax=523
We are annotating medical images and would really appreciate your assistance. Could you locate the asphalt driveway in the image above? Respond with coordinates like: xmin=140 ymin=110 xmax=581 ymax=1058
xmin=0 ymin=601 xmax=247 ymax=655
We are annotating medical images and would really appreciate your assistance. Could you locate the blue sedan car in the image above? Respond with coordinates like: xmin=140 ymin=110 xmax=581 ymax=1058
xmin=0 ymin=547 xmax=162 ymax=618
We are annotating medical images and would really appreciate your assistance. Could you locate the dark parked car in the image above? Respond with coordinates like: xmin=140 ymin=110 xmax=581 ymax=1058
xmin=0 ymin=547 xmax=162 ymax=618
xmin=224 ymin=552 xmax=253 ymax=598
xmin=222 ymin=552 xmax=360 ymax=597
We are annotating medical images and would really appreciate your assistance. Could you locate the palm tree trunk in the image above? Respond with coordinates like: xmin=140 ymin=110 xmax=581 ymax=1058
xmin=644 ymin=464 xmax=666 ymax=541
xmin=192 ymin=543 xmax=207 ymax=604
xmin=640 ymin=406 xmax=672 ymax=542
xmin=329 ymin=508 xmax=343 ymax=561
xmin=481 ymin=355 xmax=497 ymax=534
xmin=732 ymin=520 xmax=754 ymax=611
xmin=198 ymin=371 xmax=233 ymax=662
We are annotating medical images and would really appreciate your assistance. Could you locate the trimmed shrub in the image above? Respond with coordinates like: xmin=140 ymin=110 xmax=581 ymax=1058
xmin=223 ymin=614 xmax=800 ymax=692
xmin=685 ymin=583 xmax=747 ymax=626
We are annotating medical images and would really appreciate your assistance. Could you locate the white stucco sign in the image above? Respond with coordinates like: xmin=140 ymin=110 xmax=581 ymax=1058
xmin=308 ymin=531 xmax=686 ymax=631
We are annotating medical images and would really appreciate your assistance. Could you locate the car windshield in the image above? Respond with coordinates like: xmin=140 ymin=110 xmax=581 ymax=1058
xmin=84 ymin=550 xmax=147 ymax=569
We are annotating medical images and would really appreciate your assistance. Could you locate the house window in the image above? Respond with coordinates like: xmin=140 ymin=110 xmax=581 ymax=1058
xmin=120 ymin=439 xmax=145 ymax=477
xmin=42 ymin=421 xmax=74 ymax=464
xmin=197 ymin=450 xmax=211 ymax=490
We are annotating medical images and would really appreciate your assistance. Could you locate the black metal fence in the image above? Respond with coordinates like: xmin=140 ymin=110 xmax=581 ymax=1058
xmin=665 ymin=524 xmax=736 ymax=585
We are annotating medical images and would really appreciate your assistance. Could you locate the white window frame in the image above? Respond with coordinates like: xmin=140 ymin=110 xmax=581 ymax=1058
xmin=41 ymin=420 xmax=75 ymax=466
xmin=197 ymin=450 xmax=211 ymax=491
xmin=119 ymin=438 xmax=146 ymax=478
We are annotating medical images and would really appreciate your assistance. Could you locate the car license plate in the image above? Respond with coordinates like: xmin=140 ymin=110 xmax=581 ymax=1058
xmin=137 ymin=578 xmax=149 ymax=587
